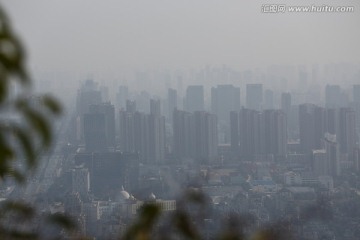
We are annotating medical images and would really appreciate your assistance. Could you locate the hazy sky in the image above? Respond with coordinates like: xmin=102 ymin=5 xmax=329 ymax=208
xmin=1 ymin=0 xmax=360 ymax=75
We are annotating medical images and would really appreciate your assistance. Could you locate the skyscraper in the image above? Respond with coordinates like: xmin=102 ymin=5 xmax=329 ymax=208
xmin=76 ymin=80 xmax=102 ymax=116
xmin=84 ymin=112 xmax=106 ymax=152
xmin=193 ymin=111 xmax=218 ymax=163
xmin=281 ymin=92 xmax=292 ymax=136
xmin=148 ymin=100 xmax=166 ymax=163
xmin=324 ymin=133 xmax=340 ymax=176
xmin=76 ymin=80 xmax=102 ymax=142
xmin=230 ymin=111 xmax=240 ymax=154
xmin=354 ymin=84 xmax=360 ymax=103
xmin=352 ymin=85 xmax=360 ymax=143
xmin=299 ymin=104 xmax=356 ymax=157
xmin=119 ymin=100 xmax=165 ymax=163
xmin=116 ymin=85 xmax=129 ymax=110
xmin=167 ymin=88 xmax=177 ymax=122
xmin=263 ymin=89 xmax=274 ymax=110
xmin=231 ymin=108 xmax=287 ymax=159
xmin=173 ymin=109 xmax=218 ymax=163
xmin=325 ymin=84 xmax=347 ymax=109
xmin=211 ymin=84 xmax=240 ymax=124
xmin=211 ymin=84 xmax=240 ymax=143
xmin=185 ymin=85 xmax=204 ymax=112
xmin=299 ymin=104 xmax=326 ymax=154
xmin=173 ymin=109 xmax=195 ymax=159
xmin=246 ymin=84 xmax=263 ymax=111
xmin=263 ymin=109 xmax=287 ymax=156
xmin=338 ymin=108 xmax=356 ymax=155
xmin=281 ymin=92 xmax=291 ymax=116
xmin=89 ymin=102 xmax=116 ymax=148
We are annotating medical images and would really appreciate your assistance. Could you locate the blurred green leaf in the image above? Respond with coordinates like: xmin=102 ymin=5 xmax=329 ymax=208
xmin=8 ymin=168 xmax=25 ymax=183
xmin=173 ymin=211 xmax=200 ymax=240
xmin=47 ymin=213 xmax=77 ymax=231
xmin=22 ymin=108 xmax=52 ymax=147
xmin=42 ymin=95 xmax=62 ymax=115
xmin=122 ymin=204 xmax=161 ymax=240
xmin=13 ymin=126 xmax=36 ymax=169
xmin=1 ymin=201 xmax=35 ymax=219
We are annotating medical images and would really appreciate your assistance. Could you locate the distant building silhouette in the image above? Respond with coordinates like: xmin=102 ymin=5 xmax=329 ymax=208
xmin=353 ymin=84 xmax=360 ymax=103
xmin=116 ymin=85 xmax=129 ymax=110
xmin=76 ymin=79 xmax=102 ymax=142
xmin=338 ymin=108 xmax=356 ymax=155
xmin=185 ymin=85 xmax=204 ymax=112
xmin=119 ymin=100 xmax=165 ymax=163
xmin=89 ymin=102 xmax=116 ymax=148
xmin=173 ymin=109 xmax=218 ymax=163
xmin=211 ymin=84 xmax=240 ymax=143
xmin=167 ymin=88 xmax=177 ymax=122
xmin=246 ymin=84 xmax=263 ymax=111
xmin=281 ymin=92 xmax=293 ymax=137
xmin=230 ymin=108 xmax=287 ymax=160
xmin=323 ymin=133 xmax=340 ymax=176
xmin=263 ymin=89 xmax=274 ymax=110
xmin=325 ymin=84 xmax=347 ymax=108
xmin=299 ymin=104 xmax=356 ymax=157
xmin=299 ymin=104 xmax=326 ymax=154
xmin=351 ymin=85 xmax=360 ymax=143
xmin=84 ymin=112 xmax=107 ymax=152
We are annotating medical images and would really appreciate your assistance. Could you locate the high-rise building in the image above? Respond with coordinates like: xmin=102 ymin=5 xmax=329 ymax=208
xmin=325 ymin=84 xmax=347 ymax=108
xmin=300 ymin=105 xmax=356 ymax=156
xmin=230 ymin=111 xmax=240 ymax=154
xmin=352 ymin=85 xmax=360 ymax=143
xmin=281 ymin=92 xmax=291 ymax=116
xmin=193 ymin=111 xmax=218 ymax=163
xmin=185 ymin=85 xmax=204 ymax=112
xmin=299 ymin=104 xmax=326 ymax=154
xmin=354 ymin=84 xmax=360 ymax=103
xmin=173 ymin=109 xmax=195 ymax=159
xmin=263 ymin=89 xmax=274 ymax=110
xmin=167 ymin=88 xmax=177 ymax=122
xmin=338 ymin=108 xmax=356 ymax=155
xmin=76 ymin=80 xmax=102 ymax=142
xmin=84 ymin=112 xmax=106 ymax=152
xmin=126 ymin=100 xmax=136 ymax=113
xmin=246 ymin=84 xmax=263 ymax=111
xmin=238 ymin=109 xmax=263 ymax=158
xmin=211 ymin=85 xmax=240 ymax=143
xmin=211 ymin=84 xmax=240 ymax=124
xmin=116 ymin=85 xmax=129 ymax=110
xmin=150 ymin=99 xmax=161 ymax=116
xmin=323 ymin=133 xmax=340 ymax=176
xmin=173 ymin=109 xmax=218 ymax=163
xmin=281 ymin=92 xmax=292 ymax=136
xmin=76 ymin=80 xmax=102 ymax=115
xmin=89 ymin=102 xmax=116 ymax=148
xmin=263 ymin=110 xmax=287 ymax=156
xmin=148 ymin=100 xmax=166 ymax=163
xmin=231 ymin=108 xmax=287 ymax=159
xmin=119 ymin=100 xmax=165 ymax=163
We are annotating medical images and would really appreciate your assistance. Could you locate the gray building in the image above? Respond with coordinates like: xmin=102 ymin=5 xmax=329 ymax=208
xmin=211 ymin=84 xmax=240 ymax=143
xmin=185 ymin=85 xmax=204 ymax=112
xmin=173 ymin=109 xmax=218 ymax=163
xmin=246 ymin=84 xmax=263 ymax=111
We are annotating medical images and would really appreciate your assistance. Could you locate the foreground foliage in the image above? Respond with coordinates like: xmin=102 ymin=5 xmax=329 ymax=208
xmin=0 ymin=4 xmax=78 ymax=239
